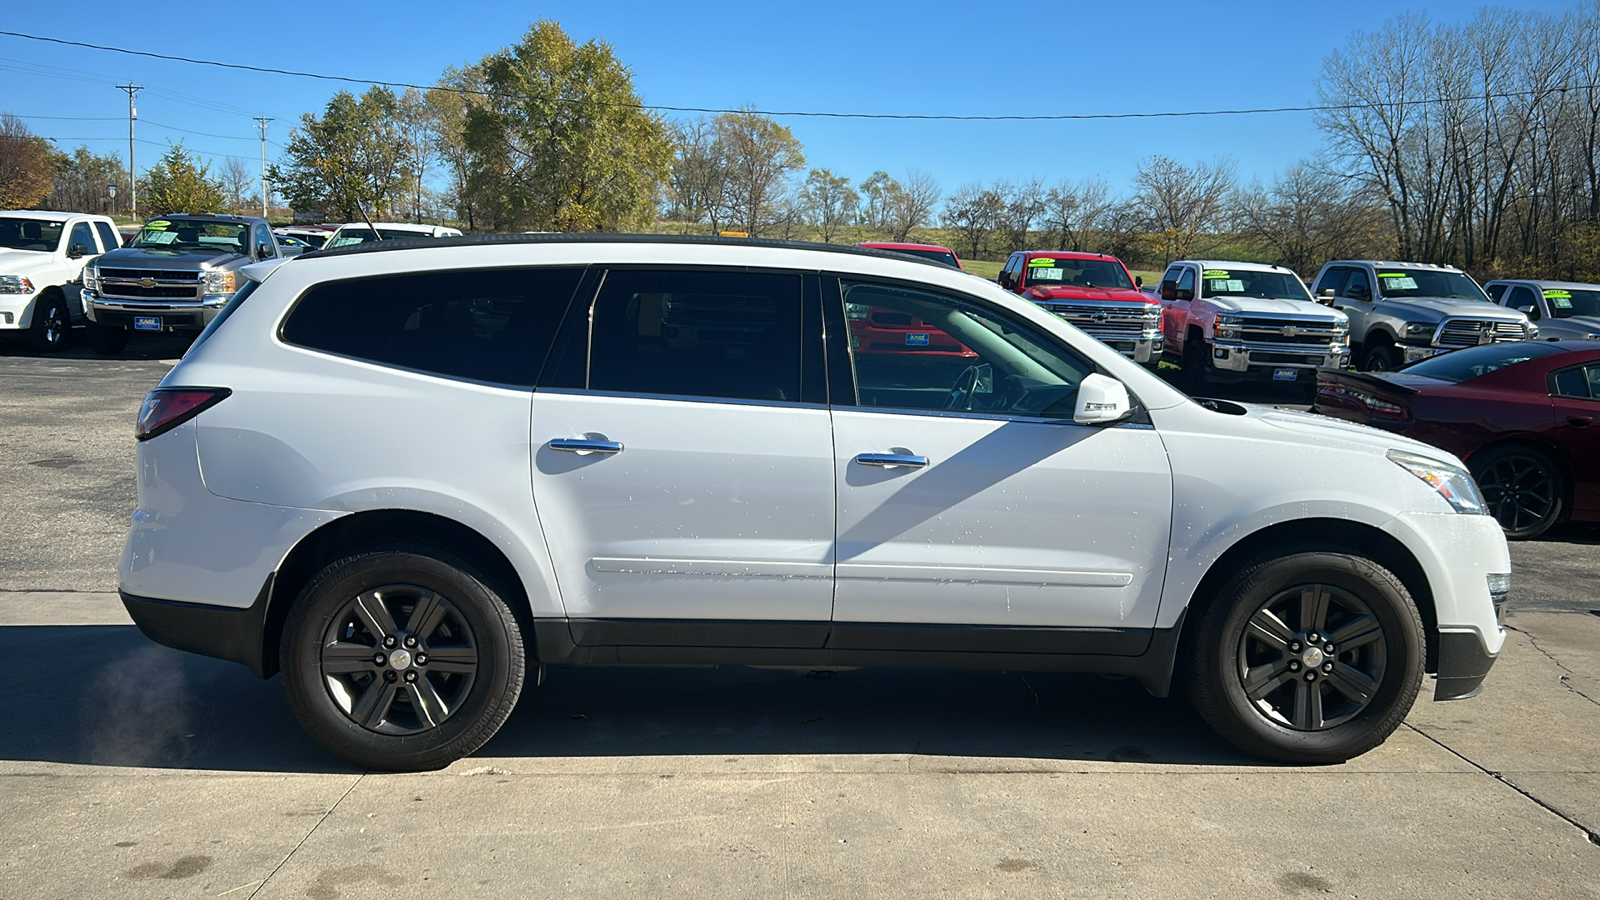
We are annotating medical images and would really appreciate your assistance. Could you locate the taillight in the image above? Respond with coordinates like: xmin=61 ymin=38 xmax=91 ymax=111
xmin=136 ymin=388 xmax=231 ymax=441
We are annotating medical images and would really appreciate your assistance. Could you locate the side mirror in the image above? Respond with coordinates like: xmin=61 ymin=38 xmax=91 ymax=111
xmin=1159 ymin=282 xmax=1176 ymax=302
xmin=1135 ymin=275 xmax=1144 ymax=287
xmin=1317 ymin=287 xmax=1336 ymax=299
xmin=67 ymin=243 xmax=88 ymax=259
xmin=1074 ymin=373 xmax=1133 ymax=426
xmin=257 ymin=242 xmax=276 ymax=259
xmin=1175 ymin=288 xmax=1194 ymax=302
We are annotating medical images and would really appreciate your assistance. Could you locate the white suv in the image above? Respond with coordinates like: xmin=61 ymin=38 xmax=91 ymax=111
xmin=119 ymin=236 xmax=1510 ymax=770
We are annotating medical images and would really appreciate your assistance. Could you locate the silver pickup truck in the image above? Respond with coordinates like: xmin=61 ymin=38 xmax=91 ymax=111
xmin=84 ymin=214 xmax=281 ymax=354
xmin=1311 ymin=261 xmax=1533 ymax=371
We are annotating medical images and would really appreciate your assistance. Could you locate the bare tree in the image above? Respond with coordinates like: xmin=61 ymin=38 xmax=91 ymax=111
xmin=1135 ymin=154 xmax=1237 ymax=262
xmin=1042 ymin=177 xmax=1115 ymax=252
xmin=221 ymin=157 xmax=254 ymax=214
xmin=941 ymin=182 xmax=1005 ymax=260
xmin=799 ymin=168 xmax=857 ymax=242
xmin=666 ymin=117 xmax=728 ymax=233
xmin=994 ymin=178 xmax=1046 ymax=253
xmin=858 ymin=171 xmax=898 ymax=234
xmin=888 ymin=170 xmax=941 ymax=241
xmin=713 ymin=109 xmax=805 ymax=236
xmin=1234 ymin=161 xmax=1389 ymax=276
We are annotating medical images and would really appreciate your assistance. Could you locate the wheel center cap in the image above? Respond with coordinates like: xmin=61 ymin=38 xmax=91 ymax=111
xmin=1301 ymin=646 xmax=1324 ymax=668
xmin=388 ymin=648 xmax=412 ymax=671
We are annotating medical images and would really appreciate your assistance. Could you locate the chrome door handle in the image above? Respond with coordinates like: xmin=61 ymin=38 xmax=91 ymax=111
xmin=549 ymin=438 xmax=623 ymax=454
xmin=854 ymin=452 xmax=929 ymax=469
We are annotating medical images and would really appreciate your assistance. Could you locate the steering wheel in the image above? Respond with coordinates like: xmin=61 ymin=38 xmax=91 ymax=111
xmin=944 ymin=365 xmax=983 ymax=411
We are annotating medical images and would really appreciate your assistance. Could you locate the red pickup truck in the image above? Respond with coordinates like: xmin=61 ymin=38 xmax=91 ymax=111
xmin=997 ymin=250 xmax=1162 ymax=369
xmin=852 ymin=242 xmax=976 ymax=362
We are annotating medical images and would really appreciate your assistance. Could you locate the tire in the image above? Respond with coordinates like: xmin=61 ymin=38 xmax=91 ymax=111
xmin=26 ymin=292 xmax=70 ymax=354
xmin=281 ymin=548 xmax=527 ymax=771
xmin=1180 ymin=333 xmax=1210 ymax=393
xmin=1361 ymin=342 xmax=1400 ymax=372
xmin=1188 ymin=550 xmax=1424 ymax=763
xmin=1469 ymin=445 xmax=1566 ymax=540
xmin=86 ymin=323 xmax=128 ymax=355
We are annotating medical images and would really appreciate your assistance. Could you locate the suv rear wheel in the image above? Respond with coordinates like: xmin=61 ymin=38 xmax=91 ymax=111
xmin=1188 ymin=550 xmax=1423 ymax=763
xmin=281 ymin=549 xmax=526 ymax=771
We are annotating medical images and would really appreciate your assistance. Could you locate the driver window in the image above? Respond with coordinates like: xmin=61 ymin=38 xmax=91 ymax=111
xmin=1346 ymin=269 xmax=1372 ymax=297
xmin=1175 ymin=268 xmax=1195 ymax=295
xmin=69 ymin=222 xmax=96 ymax=254
xmin=1507 ymin=286 xmax=1541 ymax=320
xmin=839 ymin=280 xmax=1094 ymax=421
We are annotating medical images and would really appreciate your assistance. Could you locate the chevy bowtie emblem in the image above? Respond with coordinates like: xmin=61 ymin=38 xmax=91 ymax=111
xmin=1281 ymin=325 xmax=1298 ymax=337
xmin=138 ymin=277 xmax=157 ymax=289
xmin=1090 ymin=311 xmax=1109 ymax=323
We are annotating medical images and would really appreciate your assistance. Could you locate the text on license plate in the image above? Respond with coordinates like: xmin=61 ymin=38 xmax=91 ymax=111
xmin=133 ymin=316 xmax=161 ymax=331
xmin=905 ymin=333 xmax=930 ymax=346
xmin=1272 ymin=368 xmax=1299 ymax=381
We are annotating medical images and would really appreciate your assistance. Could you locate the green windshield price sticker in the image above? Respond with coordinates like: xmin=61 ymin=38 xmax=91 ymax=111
xmin=1379 ymin=273 xmax=1408 ymax=278
xmin=1028 ymin=258 xmax=1054 ymax=267
xmin=146 ymin=220 xmax=170 ymax=229
xmin=1202 ymin=269 xmax=1229 ymax=278
xmin=1544 ymin=289 xmax=1572 ymax=300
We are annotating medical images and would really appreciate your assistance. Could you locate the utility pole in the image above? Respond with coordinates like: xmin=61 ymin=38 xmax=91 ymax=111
xmin=116 ymin=83 xmax=144 ymax=217
xmin=254 ymin=116 xmax=273 ymax=219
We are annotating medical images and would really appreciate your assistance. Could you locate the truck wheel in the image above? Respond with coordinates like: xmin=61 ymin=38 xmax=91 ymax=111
xmin=1187 ymin=550 xmax=1423 ymax=763
xmin=1469 ymin=445 xmax=1566 ymax=539
xmin=26 ymin=292 xmax=70 ymax=353
xmin=1180 ymin=335 xmax=1210 ymax=392
xmin=1361 ymin=343 xmax=1401 ymax=372
xmin=280 ymin=548 xmax=526 ymax=771
xmin=87 ymin=323 xmax=128 ymax=355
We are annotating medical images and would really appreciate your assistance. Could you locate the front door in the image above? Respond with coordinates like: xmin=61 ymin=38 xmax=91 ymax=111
xmin=826 ymin=278 xmax=1174 ymax=653
xmin=531 ymin=268 xmax=836 ymax=646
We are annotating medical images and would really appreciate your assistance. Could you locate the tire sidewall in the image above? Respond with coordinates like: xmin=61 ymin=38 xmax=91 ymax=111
xmin=1199 ymin=552 xmax=1423 ymax=763
xmin=281 ymin=551 xmax=521 ymax=770
xmin=28 ymin=293 xmax=68 ymax=353
xmin=1469 ymin=445 xmax=1565 ymax=539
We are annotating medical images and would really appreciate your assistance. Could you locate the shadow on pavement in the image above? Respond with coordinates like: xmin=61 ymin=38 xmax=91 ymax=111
xmin=0 ymin=329 xmax=193 ymax=361
xmin=0 ymin=624 xmax=1255 ymax=773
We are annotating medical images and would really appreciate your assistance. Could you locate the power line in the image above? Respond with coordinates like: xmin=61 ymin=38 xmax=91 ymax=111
xmin=6 ymin=28 xmax=1598 ymax=123
xmin=10 ymin=114 xmax=122 ymax=120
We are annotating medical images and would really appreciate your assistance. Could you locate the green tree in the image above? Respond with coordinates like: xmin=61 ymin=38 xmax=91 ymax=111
xmin=427 ymin=65 xmax=485 ymax=230
xmin=45 ymin=145 xmax=125 ymax=214
xmin=462 ymin=20 xmax=673 ymax=232
xmin=0 ymin=113 xmax=55 ymax=209
xmin=271 ymin=87 xmax=408 ymax=222
xmin=142 ymin=142 xmax=226 ymax=214
xmin=799 ymin=168 xmax=856 ymax=242
xmin=713 ymin=109 xmax=805 ymax=236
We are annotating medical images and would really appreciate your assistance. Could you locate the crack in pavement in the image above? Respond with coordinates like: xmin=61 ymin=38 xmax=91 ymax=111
xmin=1505 ymin=623 xmax=1600 ymax=709
xmin=1404 ymin=723 xmax=1600 ymax=848
xmin=247 ymin=773 xmax=365 ymax=899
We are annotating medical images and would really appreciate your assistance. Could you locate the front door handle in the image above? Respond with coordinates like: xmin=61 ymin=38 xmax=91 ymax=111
xmin=854 ymin=452 xmax=929 ymax=469
xmin=1568 ymin=415 xmax=1593 ymax=427
xmin=549 ymin=437 xmax=623 ymax=454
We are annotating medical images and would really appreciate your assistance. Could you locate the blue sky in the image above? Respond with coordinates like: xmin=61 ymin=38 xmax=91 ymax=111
xmin=0 ymin=0 xmax=1585 ymax=205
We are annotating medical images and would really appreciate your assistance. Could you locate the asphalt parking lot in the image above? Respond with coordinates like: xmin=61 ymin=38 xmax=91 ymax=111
xmin=2 ymin=338 xmax=1598 ymax=899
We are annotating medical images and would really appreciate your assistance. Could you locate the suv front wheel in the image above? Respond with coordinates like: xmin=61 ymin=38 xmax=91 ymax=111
xmin=1188 ymin=550 xmax=1423 ymax=763
xmin=281 ymin=548 xmax=526 ymax=770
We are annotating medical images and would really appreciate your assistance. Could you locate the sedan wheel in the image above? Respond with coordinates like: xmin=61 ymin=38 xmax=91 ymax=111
xmin=1471 ymin=446 xmax=1565 ymax=539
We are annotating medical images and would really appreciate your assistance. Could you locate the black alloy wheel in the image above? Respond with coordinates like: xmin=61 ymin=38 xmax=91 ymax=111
xmin=1189 ymin=549 xmax=1423 ymax=763
xmin=1471 ymin=446 xmax=1566 ymax=540
xmin=282 ymin=549 xmax=525 ymax=770
xmin=26 ymin=293 xmax=69 ymax=353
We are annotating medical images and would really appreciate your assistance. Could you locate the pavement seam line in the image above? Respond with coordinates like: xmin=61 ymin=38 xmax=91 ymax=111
xmin=1504 ymin=623 xmax=1600 ymax=709
xmin=1404 ymin=723 xmax=1600 ymax=848
xmin=247 ymin=773 xmax=365 ymax=899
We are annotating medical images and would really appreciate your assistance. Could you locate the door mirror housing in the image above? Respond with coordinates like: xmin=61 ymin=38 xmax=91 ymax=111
xmin=67 ymin=243 xmax=89 ymax=259
xmin=257 ymin=242 xmax=276 ymax=259
xmin=1159 ymin=282 xmax=1176 ymax=302
xmin=1074 ymin=373 xmax=1134 ymax=426
xmin=1135 ymin=275 xmax=1143 ymax=287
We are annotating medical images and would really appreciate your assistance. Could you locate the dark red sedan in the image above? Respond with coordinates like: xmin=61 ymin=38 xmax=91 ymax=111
xmin=1315 ymin=341 xmax=1600 ymax=538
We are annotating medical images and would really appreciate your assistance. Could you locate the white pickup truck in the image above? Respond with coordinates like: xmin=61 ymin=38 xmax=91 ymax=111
xmin=0 ymin=210 xmax=121 ymax=352
xmin=1159 ymin=259 xmax=1350 ymax=393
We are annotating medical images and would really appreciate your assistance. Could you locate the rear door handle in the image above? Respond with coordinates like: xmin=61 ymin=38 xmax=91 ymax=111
xmin=854 ymin=452 xmax=929 ymax=469
xmin=549 ymin=437 xmax=623 ymax=454
xmin=1568 ymin=415 xmax=1593 ymax=427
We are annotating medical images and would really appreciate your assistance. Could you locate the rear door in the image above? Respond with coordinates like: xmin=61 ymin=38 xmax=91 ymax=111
xmin=1551 ymin=362 xmax=1600 ymax=514
xmin=530 ymin=267 xmax=836 ymax=647
xmin=825 ymin=276 xmax=1173 ymax=653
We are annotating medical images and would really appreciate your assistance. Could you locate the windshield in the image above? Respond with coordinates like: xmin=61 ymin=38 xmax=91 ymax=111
xmin=326 ymin=228 xmax=434 ymax=249
xmin=1023 ymin=257 xmax=1133 ymax=290
xmin=1543 ymin=287 xmax=1600 ymax=319
xmin=1376 ymin=268 xmax=1488 ymax=302
xmin=1200 ymin=268 xmax=1311 ymax=301
xmin=0 ymin=218 xmax=64 ymax=252
xmin=1399 ymin=341 xmax=1566 ymax=383
xmin=130 ymin=220 xmax=248 ymax=255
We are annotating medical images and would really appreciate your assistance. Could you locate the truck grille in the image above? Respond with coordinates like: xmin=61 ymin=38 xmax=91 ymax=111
xmin=1435 ymin=318 xmax=1527 ymax=348
xmin=1039 ymin=302 xmax=1159 ymax=340
xmin=1235 ymin=317 xmax=1343 ymax=348
xmin=98 ymin=269 xmax=202 ymax=302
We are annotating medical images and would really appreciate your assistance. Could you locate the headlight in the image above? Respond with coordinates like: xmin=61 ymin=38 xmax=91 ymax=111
xmin=1388 ymin=449 xmax=1485 ymax=515
xmin=0 ymin=275 xmax=35 ymax=294
xmin=203 ymin=270 xmax=237 ymax=296
xmin=1403 ymin=321 xmax=1432 ymax=336
xmin=83 ymin=265 xmax=99 ymax=293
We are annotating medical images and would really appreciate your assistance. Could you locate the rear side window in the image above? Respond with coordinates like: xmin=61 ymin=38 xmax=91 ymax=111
xmin=1552 ymin=365 xmax=1600 ymax=400
xmin=93 ymin=221 xmax=119 ymax=251
xmin=281 ymin=267 xmax=584 ymax=386
xmin=586 ymin=269 xmax=802 ymax=403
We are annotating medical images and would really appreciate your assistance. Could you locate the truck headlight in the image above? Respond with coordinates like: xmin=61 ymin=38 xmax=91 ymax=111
xmin=0 ymin=275 xmax=34 ymax=294
xmin=1404 ymin=321 xmax=1432 ymax=336
xmin=83 ymin=265 xmax=99 ymax=293
xmin=203 ymin=265 xmax=233 ymax=294
xmin=1388 ymin=449 xmax=1485 ymax=515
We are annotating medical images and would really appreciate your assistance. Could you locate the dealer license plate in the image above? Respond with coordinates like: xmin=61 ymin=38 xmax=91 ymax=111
xmin=905 ymin=333 xmax=930 ymax=346
xmin=133 ymin=316 xmax=161 ymax=331
xmin=1272 ymin=368 xmax=1299 ymax=382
